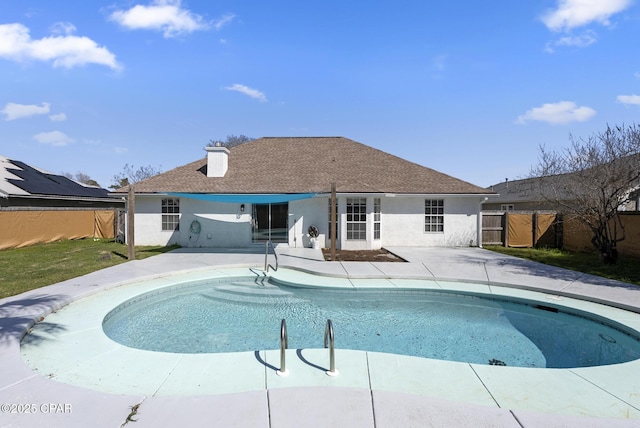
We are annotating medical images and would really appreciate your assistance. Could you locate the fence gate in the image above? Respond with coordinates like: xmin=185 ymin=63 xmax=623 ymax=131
xmin=482 ymin=212 xmax=505 ymax=246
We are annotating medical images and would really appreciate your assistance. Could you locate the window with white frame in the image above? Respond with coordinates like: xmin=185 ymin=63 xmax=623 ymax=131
xmin=346 ymin=198 xmax=366 ymax=240
xmin=161 ymin=198 xmax=180 ymax=231
xmin=373 ymin=198 xmax=381 ymax=239
xmin=424 ymin=199 xmax=444 ymax=232
xmin=501 ymin=204 xmax=514 ymax=211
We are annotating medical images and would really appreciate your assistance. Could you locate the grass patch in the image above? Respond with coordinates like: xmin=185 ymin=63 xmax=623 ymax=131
xmin=0 ymin=239 xmax=179 ymax=299
xmin=484 ymin=246 xmax=640 ymax=286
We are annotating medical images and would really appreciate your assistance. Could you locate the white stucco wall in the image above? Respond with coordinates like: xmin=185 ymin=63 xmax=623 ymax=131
xmin=180 ymin=198 xmax=251 ymax=247
xmin=302 ymin=195 xmax=482 ymax=250
xmin=381 ymin=196 xmax=481 ymax=247
xmin=288 ymin=198 xmax=328 ymax=248
xmin=132 ymin=196 xmax=251 ymax=247
xmin=132 ymin=196 xmax=180 ymax=246
xmin=132 ymin=194 xmax=483 ymax=249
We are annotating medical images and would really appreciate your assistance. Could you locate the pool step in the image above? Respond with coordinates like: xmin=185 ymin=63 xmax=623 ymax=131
xmin=197 ymin=281 xmax=304 ymax=305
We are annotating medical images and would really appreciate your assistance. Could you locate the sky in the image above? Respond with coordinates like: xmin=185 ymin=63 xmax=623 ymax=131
xmin=1 ymin=0 xmax=639 ymax=190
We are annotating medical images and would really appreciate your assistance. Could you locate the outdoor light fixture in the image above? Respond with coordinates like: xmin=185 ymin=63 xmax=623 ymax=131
xmin=240 ymin=204 xmax=245 ymax=212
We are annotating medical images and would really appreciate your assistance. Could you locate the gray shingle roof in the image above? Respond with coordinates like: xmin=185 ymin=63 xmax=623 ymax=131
xmin=116 ymin=137 xmax=492 ymax=195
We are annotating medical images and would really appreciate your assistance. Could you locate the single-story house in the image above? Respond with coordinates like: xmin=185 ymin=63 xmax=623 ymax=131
xmin=0 ymin=155 xmax=124 ymax=249
xmin=112 ymin=137 xmax=495 ymax=250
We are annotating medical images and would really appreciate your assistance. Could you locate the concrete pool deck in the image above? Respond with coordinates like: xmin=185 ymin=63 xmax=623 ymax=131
xmin=2 ymin=246 xmax=640 ymax=427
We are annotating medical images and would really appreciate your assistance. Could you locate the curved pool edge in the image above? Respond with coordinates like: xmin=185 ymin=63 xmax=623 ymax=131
xmin=270 ymin=263 xmax=640 ymax=316
xmin=18 ymin=265 xmax=640 ymax=419
xmin=5 ymin=247 xmax=640 ymax=426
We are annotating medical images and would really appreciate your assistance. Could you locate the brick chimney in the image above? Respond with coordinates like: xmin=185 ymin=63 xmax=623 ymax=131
xmin=205 ymin=144 xmax=229 ymax=177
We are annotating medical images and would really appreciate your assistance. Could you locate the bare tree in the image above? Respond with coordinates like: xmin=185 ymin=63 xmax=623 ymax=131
xmin=62 ymin=171 xmax=100 ymax=187
xmin=531 ymin=124 xmax=640 ymax=263
xmin=207 ymin=134 xmax=254 ymax=148
xmin=110 ymin=163 xmax=163 ymax=189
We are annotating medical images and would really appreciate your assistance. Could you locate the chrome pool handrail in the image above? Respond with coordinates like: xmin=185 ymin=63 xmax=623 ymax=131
xmin=324 ymin=319 xmax=338 ymax=376
xmin=265 ymin=240 xmax=278 ymax=272
xmin=277 ymin=319 xmax=289 ymax=376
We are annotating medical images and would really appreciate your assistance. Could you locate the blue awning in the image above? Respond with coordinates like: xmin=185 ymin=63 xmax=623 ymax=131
xmin=167 ymin=193 xmax=320 ymax=203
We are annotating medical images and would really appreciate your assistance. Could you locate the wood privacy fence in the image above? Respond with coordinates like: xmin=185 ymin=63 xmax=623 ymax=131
xmin=0 ymin=209 xmax=119 ymax=250
xmin=482 ymin=211 xmax=640 ymax=258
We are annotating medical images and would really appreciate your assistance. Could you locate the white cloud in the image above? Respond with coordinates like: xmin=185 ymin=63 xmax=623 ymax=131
xmin=542 ymin=0 xmax=632 ymax=32
xmin=556 ymin=31 xmax=597 ymax=47
xmin=617 ymin=94 xmax=640 ymax=105
xmin=544 ymin=30 xmax=597 ymax=53
xmin=225 ymin=84 xmax=267 ymax=102
xmin=49 ymin=112 xmax=67 ymax=122
xmin=0 ymin=23 xmax=121 ymax=70
xmin=33 ymin=130 xmax=74 ymax=146
xmin=1 ymin=102 xmax=50 ymax=121
xmin=515 ymin=101 xmax=596 ymax=125
xmin=50 ymin=22 xmax=76 ymax=36
xmin=214 ymin=13 xmax=235 ymax=31
xmin=109 ymin=0 xmax=209 ymax=38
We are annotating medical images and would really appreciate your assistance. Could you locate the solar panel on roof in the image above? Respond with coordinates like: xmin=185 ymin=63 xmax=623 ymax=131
xmin=6 ymin=160 xmax=110 ymax=198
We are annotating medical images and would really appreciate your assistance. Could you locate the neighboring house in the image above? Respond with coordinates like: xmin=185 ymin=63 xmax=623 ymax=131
xmin=482 ymin=178 xmax=557 ymax=212
xmin=0 ymin=155 xmax=122 ymax=209
xmin=111 ymin=137 xmax=494 ymax=250
xmin=0 ymin=155 xmax=124 ymax=250
xmin=484 ymin=176 xmax=640 ymax=212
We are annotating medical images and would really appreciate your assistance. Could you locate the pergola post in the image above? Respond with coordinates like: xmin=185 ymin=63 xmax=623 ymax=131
xmin=331 ymin=182 xmax=337 ymax=260
xmin=127 ymin=185 xmax=135 ymax=260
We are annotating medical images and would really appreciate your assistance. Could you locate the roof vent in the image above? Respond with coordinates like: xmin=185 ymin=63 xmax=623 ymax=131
xmin=205 ymin=145 xmax=229 ymax=177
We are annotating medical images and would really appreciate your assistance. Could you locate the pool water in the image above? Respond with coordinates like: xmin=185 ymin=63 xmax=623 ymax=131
xmin=102 ymin=277 xmax=640 ymax=368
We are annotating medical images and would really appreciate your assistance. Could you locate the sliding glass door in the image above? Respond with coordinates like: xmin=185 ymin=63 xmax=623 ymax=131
xmin=252 ymin=203 xmax=288 ymax=243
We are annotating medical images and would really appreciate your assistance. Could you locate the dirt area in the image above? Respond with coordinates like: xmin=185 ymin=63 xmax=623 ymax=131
xmin=321 ymin=248 xmax=406 ymax=262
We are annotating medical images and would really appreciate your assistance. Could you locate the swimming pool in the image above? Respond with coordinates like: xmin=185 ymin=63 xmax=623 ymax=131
xmin=102 ymin=276 xmax=640 ymax=368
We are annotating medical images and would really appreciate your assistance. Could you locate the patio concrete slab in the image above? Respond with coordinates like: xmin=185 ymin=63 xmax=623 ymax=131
xmin=386 ymin=278 xmax=443 ymax=290
xmin=339 ymin=261 xmax=389 ymax=277
xmin=267 ymin=387 xmax=375 ymax=428
xmin=372 ymin=390 xmax=521 ymax=428
xmin=570 ymin=361 xmax=640 ymax=410
xmin=471 ymin=364 xmax=640 ymax=418
xmin=21 ymin=326 xmax=115 ymax=376
xmin=132 ymin=391 xmax=270 ymax=428
xmin=0 ymin=373 xmax=143 ymax=428
xmin=370 ymin=260 xmax=433 ymax=277
xmin=512 ymin=410 xmax=640 ymax=428
xmin=155 ymin=351 xmax=268 ymax=396
xmin=387 ymin=247 xmax=492 ymax=282
xmin=366 ymin=352 xmax=498 ymax=407
xmin=54 ymin=346 xmax=183 ymax=396
xmin=348 ymin=277 xmax=397 ymax=289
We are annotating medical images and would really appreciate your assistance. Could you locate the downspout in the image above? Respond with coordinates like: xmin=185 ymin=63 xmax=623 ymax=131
xmin=477 ymin=197 xmax=487 ymax=248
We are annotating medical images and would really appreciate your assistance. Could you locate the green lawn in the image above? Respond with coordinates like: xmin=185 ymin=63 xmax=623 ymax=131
xmin=0 ymin=239 xmax=178 ymax=299
xmin=484 ymin=246 xmax=640 ymax=286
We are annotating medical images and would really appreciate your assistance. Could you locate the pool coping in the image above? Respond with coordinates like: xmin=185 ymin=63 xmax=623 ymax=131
xmin=2 ymin=246 xmax=640 ymax=427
